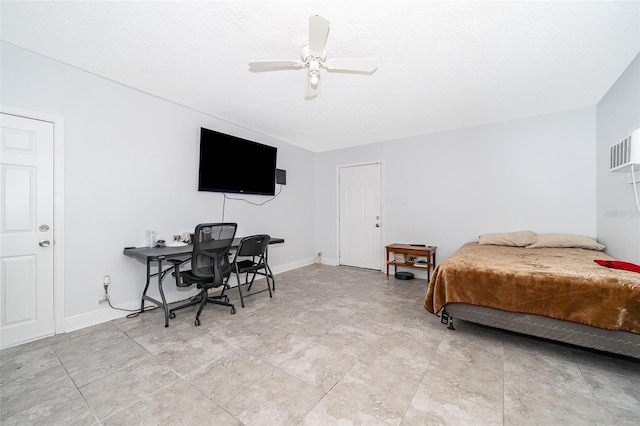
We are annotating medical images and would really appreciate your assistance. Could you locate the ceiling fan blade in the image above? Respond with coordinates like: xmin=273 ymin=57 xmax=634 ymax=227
xmin=308 ymin=15 xmax=330 ymax=55
xmin=249 ymin=60 xmax=303 ymax=71
xmin=324 ymin=58 xmax=378 ymax=73
xmin=305 ymin=73 xmax=319 ymax=99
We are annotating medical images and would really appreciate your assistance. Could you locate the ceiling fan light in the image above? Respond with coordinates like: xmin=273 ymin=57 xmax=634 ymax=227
xmin=248 ymin=15 xmax=376 ymax=99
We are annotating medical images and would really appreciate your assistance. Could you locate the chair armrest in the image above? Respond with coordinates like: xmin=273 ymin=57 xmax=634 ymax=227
xmin=166 ymin=258 xmax=191 ymax=287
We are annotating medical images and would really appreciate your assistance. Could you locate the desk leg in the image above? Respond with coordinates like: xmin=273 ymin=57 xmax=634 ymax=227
xmin=157 ymin=259 xmax=170 ymax=327
xmin=265 ymin=262 xmax=275 ymax=291
xmin=140 ymin=259 xmax=171 ymax=327
xmin=265 ymin=248 xmax=275 ymax=291
xmin=140 ymin=261 xmax=152 ymax=313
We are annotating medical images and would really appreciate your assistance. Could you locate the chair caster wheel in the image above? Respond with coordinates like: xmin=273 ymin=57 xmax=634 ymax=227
xmin=231 ymin=307 xmax=236 ymax=314
xmin=195 ymin=318 xmax=200 ymax=326
xmin=169 ymin=312 xmax=176 ymax=319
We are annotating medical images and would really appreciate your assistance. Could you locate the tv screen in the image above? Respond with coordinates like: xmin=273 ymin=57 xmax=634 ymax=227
xmin=198 ymin=127 xmax=277 ymax=195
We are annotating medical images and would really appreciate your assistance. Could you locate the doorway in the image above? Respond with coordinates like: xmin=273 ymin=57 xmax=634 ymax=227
xmin=338 ymin=162 xmax=382 ymax=270
xmin=1 ymin=111 xmax=63 ymax=348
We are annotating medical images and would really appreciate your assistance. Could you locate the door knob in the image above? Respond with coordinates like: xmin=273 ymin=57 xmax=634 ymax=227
xmin=39 ymin=240 xmax=50 ymax=247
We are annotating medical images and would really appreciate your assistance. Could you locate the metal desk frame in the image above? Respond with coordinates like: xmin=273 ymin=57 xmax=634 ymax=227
xmin=123 ymin=237 xmax=284 ymax=327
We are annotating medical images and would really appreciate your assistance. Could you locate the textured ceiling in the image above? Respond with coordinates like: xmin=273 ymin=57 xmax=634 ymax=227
xmin=1 ymin=1 xmax=639 ymax=152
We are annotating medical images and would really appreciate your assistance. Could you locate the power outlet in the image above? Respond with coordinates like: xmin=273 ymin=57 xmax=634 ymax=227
xmin=99 ymin=275 xmax=110 ymax=304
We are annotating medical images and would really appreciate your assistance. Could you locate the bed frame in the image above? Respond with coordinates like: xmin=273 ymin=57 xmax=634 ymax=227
xmin=443 ymin=303 xmax=640 ymax=359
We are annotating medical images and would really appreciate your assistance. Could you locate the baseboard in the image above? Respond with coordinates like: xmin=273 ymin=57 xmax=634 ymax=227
xmin=319 ymin=257 xmax=339 ymax=266
xmin=62 ymin=258 xmax=318 ymax=334
xmin=271 ymin=257 xmax=317 ymax=273
xmin=64 ymin=301 xmax=139 ymax=333
xmin=64 ymin=288 xmax=200 ymax=333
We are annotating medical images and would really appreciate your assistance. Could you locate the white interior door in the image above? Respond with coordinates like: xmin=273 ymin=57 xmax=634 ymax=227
xmin=339 ymin=163 xmax=382 ymax=269
xmin=1 ymin=113 xmax=55 ymax=349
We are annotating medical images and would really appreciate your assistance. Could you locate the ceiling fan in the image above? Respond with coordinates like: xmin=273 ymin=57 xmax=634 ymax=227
xmin=249 ymin=15 xmax=377 ymax=99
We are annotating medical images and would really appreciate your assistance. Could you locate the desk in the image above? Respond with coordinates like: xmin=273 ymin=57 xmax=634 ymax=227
xmin=124 ymin=237 xmax=284 ymax=327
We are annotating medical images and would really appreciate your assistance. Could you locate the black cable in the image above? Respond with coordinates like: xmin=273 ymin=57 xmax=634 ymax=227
xmin=223 ymin=184 xmax=283 ymax=206
xmin=124 ymin=307 xmax=158 ymax=318
xmin=105 ymin=296 xmax=158 ymax=318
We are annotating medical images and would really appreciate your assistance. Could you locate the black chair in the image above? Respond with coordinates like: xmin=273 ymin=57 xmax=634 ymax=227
xmin=167 ymin=223 xmax=237 ymax=326
xmin=224 ymin=234 xmax=273 ymax=308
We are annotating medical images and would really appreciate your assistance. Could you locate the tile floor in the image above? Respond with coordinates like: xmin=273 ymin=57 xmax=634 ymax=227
xmin=1 ymin=264 xmax=639 ymax=425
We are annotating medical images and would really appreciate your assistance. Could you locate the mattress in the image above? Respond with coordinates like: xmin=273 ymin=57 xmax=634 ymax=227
xmin=425 ymin=242 xmax=640 ymax=334
xmin=424 ymin=242 xmax=640 ymax=358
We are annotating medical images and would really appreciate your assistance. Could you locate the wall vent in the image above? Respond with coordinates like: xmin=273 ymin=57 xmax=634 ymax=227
xmin=610 ymin=128 xmax=640 ymax=172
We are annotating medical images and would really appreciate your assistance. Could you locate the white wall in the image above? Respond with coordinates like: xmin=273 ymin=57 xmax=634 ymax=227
xmin=3 ymin=39 xmax=624 ymax=333
xmin=596 ymin=53 xmax=640 ymax=262
xmin=315 ymin=107 xmax=598 ymax=270
xmin=1 ymin=42 xmax=317 ymax=329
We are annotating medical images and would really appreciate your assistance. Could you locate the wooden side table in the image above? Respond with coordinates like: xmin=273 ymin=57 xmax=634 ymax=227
xmin=385 ymin=244 xmax=437 ymax=280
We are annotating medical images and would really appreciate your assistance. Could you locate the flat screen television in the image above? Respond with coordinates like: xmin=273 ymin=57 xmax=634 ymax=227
xmin=198 ymin=127 xmax=277 ymax=195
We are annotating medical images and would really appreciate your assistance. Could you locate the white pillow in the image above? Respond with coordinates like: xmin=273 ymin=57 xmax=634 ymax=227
xmin=527 ymin=233 xmax=605 ymax=251
xmin=478 ymin=231 xmax=536 ymax=247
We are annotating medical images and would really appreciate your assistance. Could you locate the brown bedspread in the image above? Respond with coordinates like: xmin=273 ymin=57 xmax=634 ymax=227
xmin=424 ymin=242 xmax=640 ymax=334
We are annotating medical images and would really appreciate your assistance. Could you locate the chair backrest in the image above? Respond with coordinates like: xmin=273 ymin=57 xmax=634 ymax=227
xmin=191 ymin=223 xmax=237 ymax=284
xmin=236 ymin=234 xmax=271 ymax=258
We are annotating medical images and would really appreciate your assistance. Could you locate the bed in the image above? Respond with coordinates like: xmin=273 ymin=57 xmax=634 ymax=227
xmin=424 ymin=234 xmax=640 ymax=359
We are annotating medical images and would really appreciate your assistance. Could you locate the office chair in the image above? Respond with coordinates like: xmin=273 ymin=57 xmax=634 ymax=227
xmin=167 ymin=223 xmax=237 ymax=326
xmin=224 ymin=234 xmax=273 ymax=308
